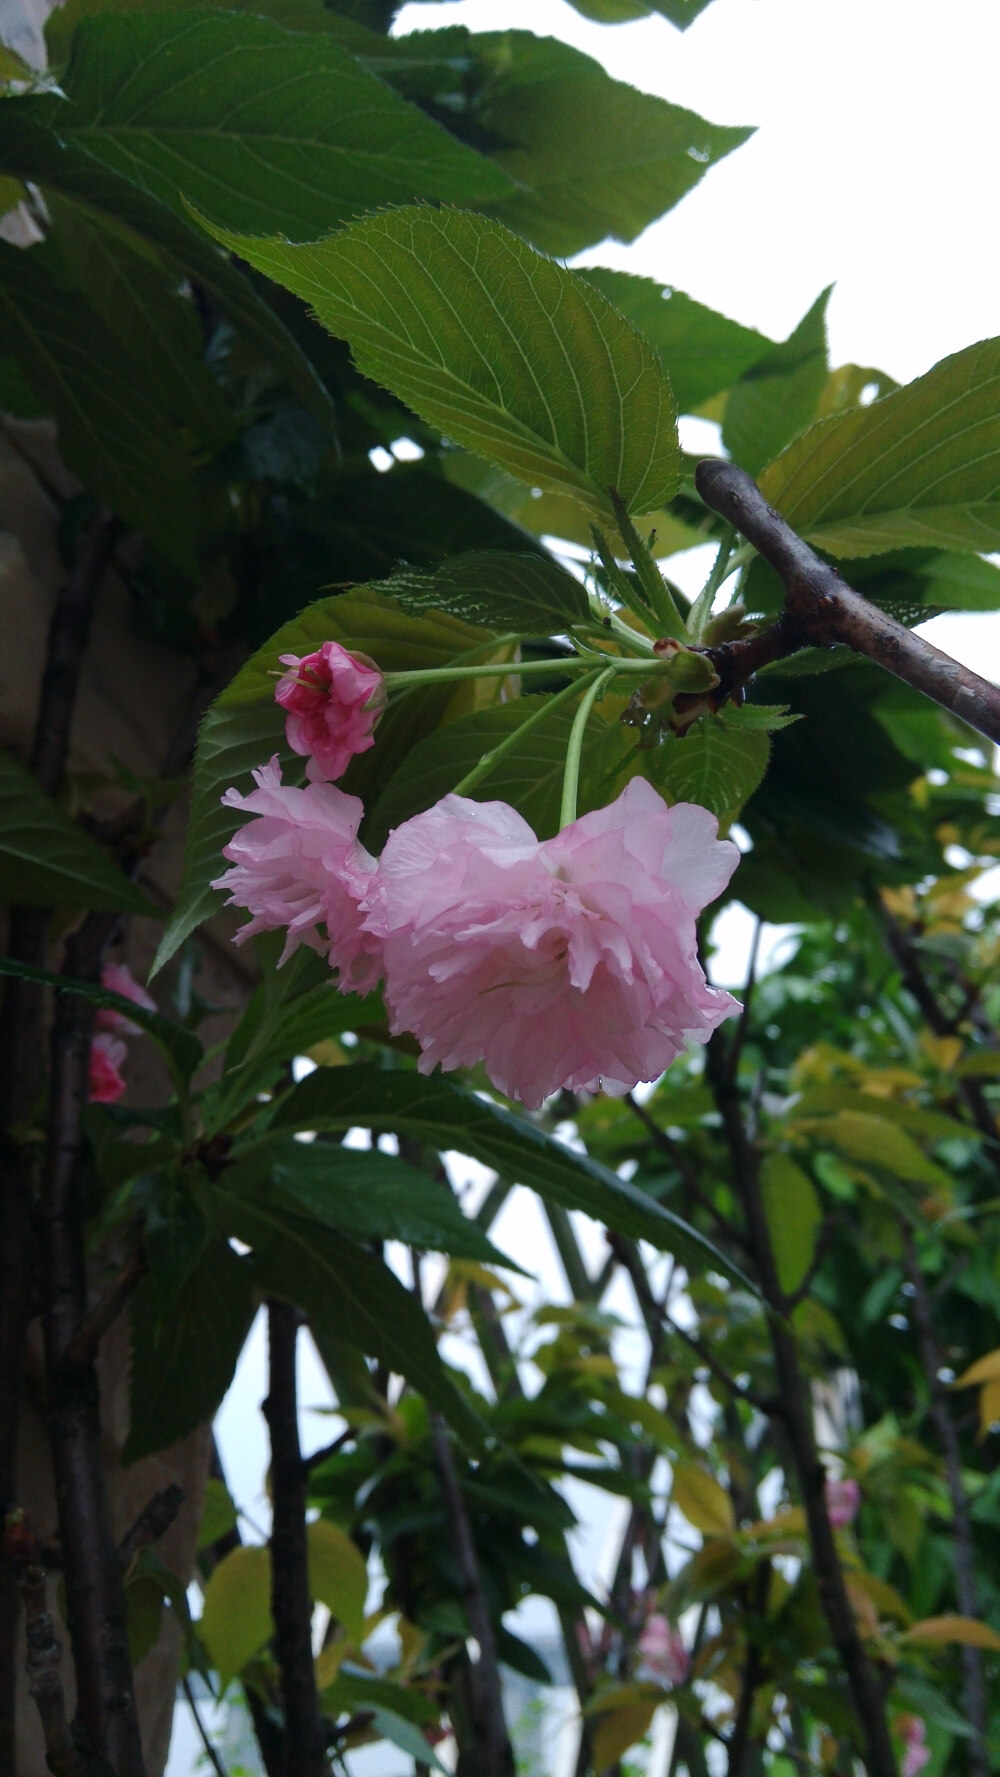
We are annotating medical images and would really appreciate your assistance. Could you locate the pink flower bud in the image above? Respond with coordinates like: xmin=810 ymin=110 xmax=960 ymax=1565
xmin=275 ymin=642 xmax=384 ymax=782
xmin=897 ymin=1714 xmax=930 ymax=1777
xmin=637 ymin=1614 xmax=688 ymax=1687
xmin=97 ymin=962 xmax=156 ymax=1036
xmin=88 ymin=1033 xmax=128 ymax=1104
xmin=825 ymin=1477 xmax=861 ymax=1530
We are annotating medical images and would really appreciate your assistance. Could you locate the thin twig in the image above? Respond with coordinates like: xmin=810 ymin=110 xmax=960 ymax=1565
xmin=264 ymin=1299 xmax=329 ymax=1777
xmin=117 ymin=1486 xmax=184 ymax=1574
xmin=429 ymin=1414 xmax=514 ymax=1777
xmin=902 ymin=1230 xmax=990 ymax=1777
xmin=695 ymin=460 xmax=1000 ymax=746
xmin=626 ymin=1093 xmax=745 ymax=1248
xmin=183 ymin=1674 xmax=230 ymax=1777
xmin=705 ymin=1028 xmax=898 ymax=1777
xmin=62 ymin=1243 xmax=147 ymax=1369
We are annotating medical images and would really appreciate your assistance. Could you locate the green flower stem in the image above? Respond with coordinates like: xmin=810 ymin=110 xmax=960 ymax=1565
xmin=611 ymin=492 xmax=689 ymax=641
xmin=384 ymin=655 xmax=652 ymax=691
xmin=687 ymin=525 xmax=737 ymax=639
xmin=450 ymin=667 xmax=605 ymax=799
xmin=559 ymin=666 xmax=617 ymax=831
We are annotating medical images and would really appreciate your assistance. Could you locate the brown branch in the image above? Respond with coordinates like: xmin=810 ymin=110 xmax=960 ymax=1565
xmin=695 ymin=460 xmax=1000 ymax=746
xmin=62 ymin=1244 xmax=147 ymax=1370
xmin=727 ymin=1562 xmax=770 ymax=1777
xmin=902 ymin=1230 xmax=990 ymax=1777
xmin=0 ymin=506 xmax=120 ymax=1773
xmin=42 ymin=914 xmax=147 ymax=1777
xmin=116 ymin=1485 xmax=184 ymax=1574
xmin=429 ymin=1414 xmax=515 ymax=1777
xmin=626 ymin=1092 xmax=745 ymax=1249
xmin=263 ymin=1300 xmax=329 ymax=1777
xmin=705 ymin=1028 xmax=898 ymax=1777
xmin=2 ymin=1515 xmax=92 ymax=1777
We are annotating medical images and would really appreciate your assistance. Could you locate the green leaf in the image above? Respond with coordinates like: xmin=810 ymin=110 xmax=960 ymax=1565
xmin=367 ymin=694 xmax=631 ymax=850
xmin=228 ymin=1137 xmax=525 ymax=1272
xmin=723 ymin=288 xmax=831 ymax=477
xmin=151 ymin=591 xmax=493 ymax=975
xmin=197 ymin=207 xmax=680 ymax=526
xmin=196 ymin=1477 xmax=238 ymax=1551
xmin=0 ymin=750 xmax=158 ymax=915
xmin=199 ymin=1545 xmax=271 ymax=1691
xmin=306 ymin=1519 xmax=367 ymax=1641
xmin=0 ymin=104 xmax=334 ymax=425
xmin=648 ymin=717 xmax=771 ymax=819
xmin=0 ymin=241 xmax=197 ymax=570
xmin=578 ymin=267 xmax=771 ymax=415
xmin=384 ymin=551 xmax=590 ymax=633
xmin=368 ymin=1706 xmax=449 ymax=1773
xmin=760 ymin=335 xmax=1000 ymax=556
xmin=672 ymin=1461 xmax=735 ymax=1536
xmin=35 ymin=11 xmax=512 ymax=240
xmin=48 ymin=193 xmax=234 ymax=447
xmin=216 ymin=984 xmax=385 ymax=1119
xmin=262 ymin=1064 xmax=750 ymax=1285
xmin=468 ymin=30 xmax=750 ymax=258
xmin=760 ymin=1153 xmax=821 ymax=1294
xmin=125 ymin=1240 xmax=255 ymax=1462
xmin=806 ymin=1110 xmax=951 ymax=1190
xmin=0 ymin=957 xmax=203 ymax=1090
xmin=234 ymin=1202 xmax=484 ymax=1443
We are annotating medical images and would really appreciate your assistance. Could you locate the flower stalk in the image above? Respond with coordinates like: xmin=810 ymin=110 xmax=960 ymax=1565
xmin=559 ymin=666 xmax=617 ymax=830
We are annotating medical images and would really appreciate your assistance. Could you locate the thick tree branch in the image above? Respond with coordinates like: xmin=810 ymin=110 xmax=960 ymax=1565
xmin=2 ymin=1515 xmax=93 ymax=1777
xmin=263 ymin=1299 xmax=329 ymax=1777
xmin=902 ymin=1231 xmax=990 ymax=1777
xmin=705 ymin=1028 xmax=898 ymax=1777
xmin=42 ymin=914 xmax=146 ymax=1777
xmin=695 ymin=460 xmax=1000 ymax=746
xmin=0 ymin=506 xmax=120 ymax=1774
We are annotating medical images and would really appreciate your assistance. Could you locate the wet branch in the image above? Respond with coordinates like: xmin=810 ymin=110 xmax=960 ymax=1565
xmin=263 ymin=1299 xmax=329 ymax=1777
xmin=695 ymin=460 xmax=1000 ymax=747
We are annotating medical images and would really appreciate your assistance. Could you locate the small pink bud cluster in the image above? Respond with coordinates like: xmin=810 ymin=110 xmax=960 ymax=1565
xmin=213 ymin=641 xmax=740 ymax=1107
xmin=88 ymin=963 xmax=156 ymax=1104
xmin=824 ymin=1475 xmax=861 ymax=1530
xmin=897 ymin=1714 xmax=930 ymax=1777
xmin=637 ymin=1612 xmax=689 ymax=1688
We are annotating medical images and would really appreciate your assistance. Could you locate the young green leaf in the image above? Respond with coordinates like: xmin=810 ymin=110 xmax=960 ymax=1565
xmin=196 ymin=207 xmax=680 ymax=526
xmin=761 ymin=335 xmax=1000 ymax=556
xmin=578 ymin=267 xmax=771 ymax=415
xmin=383 ymin=552 xmax=590 ymax=634
xmin=33 ymin=11 xmax=513 ymax=238
xmin=723 ymin=288 xmax=831 ymax=477
xmin=759 ymin=1152 xmax=822 ymax=1294
xmin=648 ymin=718 xmax=770 ymax=819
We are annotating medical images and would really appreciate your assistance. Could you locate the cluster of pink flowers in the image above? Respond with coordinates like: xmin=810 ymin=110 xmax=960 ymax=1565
xmin=213 ymin=642 xmax=740 ymax=1107
xmin=88 ymin=962 xmax=156 ymax=1104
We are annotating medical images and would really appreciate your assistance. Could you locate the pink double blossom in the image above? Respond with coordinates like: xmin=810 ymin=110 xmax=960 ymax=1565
xmin=88 ymin=963 xmax=158 ymax=1104
xmin=212 ymin=757 xmax=381 ymax=991
xmin=362 ymin=778 xmax=739 ymax=1108
xmin=825 ymin=1476 xmax=861 ymax=1530
xmin=637 ymin=1614 xmax=689 ymax=1687
xmin=275 ymin=641 xmax=384 ymax=783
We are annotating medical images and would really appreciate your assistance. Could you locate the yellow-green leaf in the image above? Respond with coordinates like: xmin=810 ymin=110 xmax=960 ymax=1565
xmin=902 ymin=1615 xmax=1000 ymax=1650
xmin=809 ymin=1110 xmax=950 ymax=1189
xmin=199 ymin=1546 xmax=271 ymax=1691
xmin=307 ymin=1520 xmax=368 ymax=1643
xmin=760 ymin=1152 xmax=821 ymax=1294
xmin=672 ymin=1463 xmax=734 ymax=1537
xmin=953 ymin=1349 xmax=1000 ymax=1389
xmin=592 ymin=1696 xmax=660 ymax=1772
xmin=197 ymin=207 xmax=679 ymax=527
